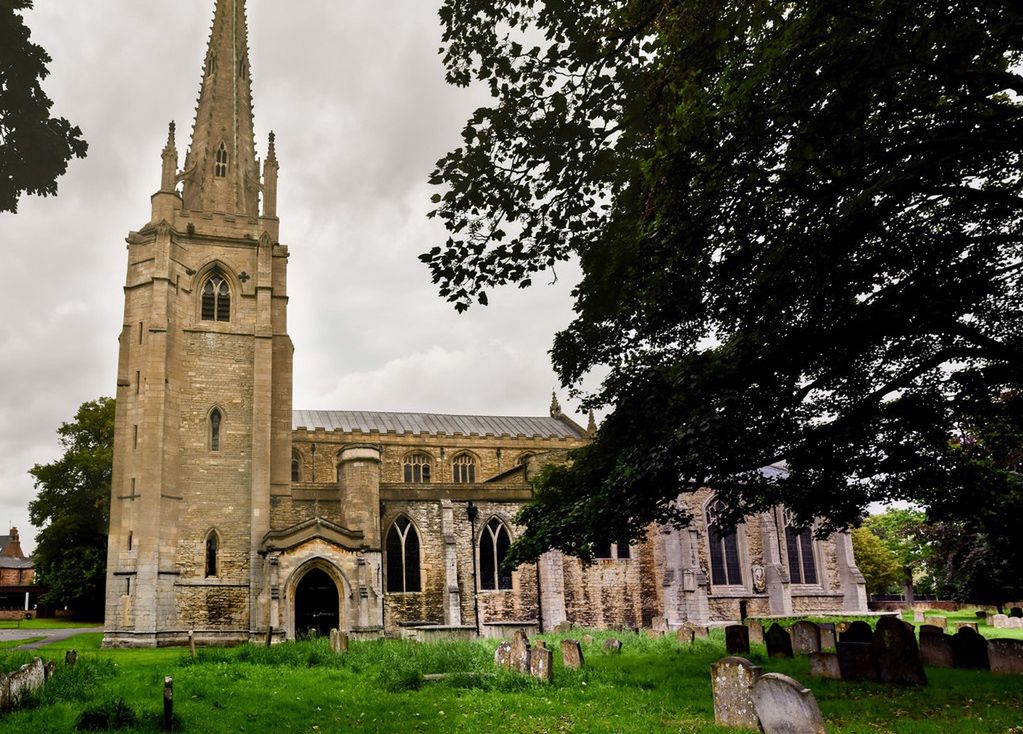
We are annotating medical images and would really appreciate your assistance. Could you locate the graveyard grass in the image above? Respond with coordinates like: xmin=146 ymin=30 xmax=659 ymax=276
xmin=0 ymin=628 xmax=1021 ymax=733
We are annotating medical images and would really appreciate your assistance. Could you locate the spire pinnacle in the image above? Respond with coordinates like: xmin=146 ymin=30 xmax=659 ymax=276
xmin=550 ymin=391 xmax=562 ymax=418
xmin=181 ymin=0 xmax=260 ymax=216
xmin=586 ymin=410 xmax=597 ymax=436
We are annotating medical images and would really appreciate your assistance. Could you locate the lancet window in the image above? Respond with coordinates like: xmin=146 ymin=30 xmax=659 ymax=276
xmin=707 ymin=499 xmax=743 ymax=586
xmin=784 ymin=511 xmax=819 ymax=585
xmin=385 ymin=516 xmax=422 ymax=593
xmin=452 ymin=453 xmax=476 ymax=484
xmin=403 ymin=453 xmax=432 ymax=484
xmin=201 ymin=273 xmax=230 ymax=322
xmin=479 ymin=518 xmax=513 ymax=591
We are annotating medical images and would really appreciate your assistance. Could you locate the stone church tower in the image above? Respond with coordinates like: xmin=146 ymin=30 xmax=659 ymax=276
xmin=104 ymin=0 xmax=292 ymax=646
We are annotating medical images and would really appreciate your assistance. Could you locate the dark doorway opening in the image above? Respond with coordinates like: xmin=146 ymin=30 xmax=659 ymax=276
xmin=294 ymin=568 xmax=339 ymax=638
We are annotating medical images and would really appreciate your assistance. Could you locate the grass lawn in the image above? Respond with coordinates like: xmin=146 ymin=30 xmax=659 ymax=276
xmin=900 ymin=609 xmax=1023 ymax=640
xmin=0 ymin=629 xmax=1019 ymax=733
xmin=0 ymin=619 xmax=102 ymax=631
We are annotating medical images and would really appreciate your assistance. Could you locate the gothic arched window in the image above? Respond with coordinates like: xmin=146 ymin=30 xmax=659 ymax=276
xmin=205 ymin=531 xmax=219 ymax=578
xmin=784 ymin=512 xmax=819 ymax=585
xmin=209 ymin=408 xmax=222 ymax=452
xmin=291 ymin=453 xmax=301 ymax=483
xmin=479 ymin=518 xmax=512 ymax=591
xmin=403 ymin=453 xmax=431 ymax=484
xmin=452 ymin=453 xmax=476 ymax=484
xmin=215 ymin=143 xmax=229 ymax=177
xmin=385 ymin=516 xmax=422 ymax=593
xmin=201 ymin=273 xmax=230 ymax=322
xmin=706 ymin=499 xmax=742 ymax=586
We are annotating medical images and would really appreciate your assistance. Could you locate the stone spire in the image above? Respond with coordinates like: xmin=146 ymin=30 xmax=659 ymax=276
xmin=181 ymin=0 xmax=260 ymax=216
xmin=550 ymin=391 xmax=562 ymax=418
xmin=586 ymin=410 xmax=597 ymax=437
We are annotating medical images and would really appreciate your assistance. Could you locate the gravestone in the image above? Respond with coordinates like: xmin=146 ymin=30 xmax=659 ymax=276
xmin=792 ymin=621 xmax=822 ymax=655
xmin=329 ymin=628 xmax=340 ymax=654
xmin=581 ymin=634 xmax=595 ymax=645
xmin=692 ymin=624 xmax=710 ymax=640
xmin=511 ymin=630 xmax=531 ymax=673
xmin=989 ymin=639 xmax=1023 ymax=675
xmin=951 ymin=627 xmax=989 ymax=670
xmin=873 ymin=616 xmax=927 ymax=685
xmin=65 ymin=649 xmax=78 ymax=667
xmin=561 ymin=640 xmax=584 ymax=670
xmin=809 ymin=652 xmax=842 ymax=680
xmin=676 ymin=627 xmax=695 ymax=646
xmin=836 ymin=621 xmax=850 ymax=635
xmin=836 ymin=642 xmax=879 ymax=682
xmin=818 ymin=623 xmax=837 ymax=651
xmin=644 ymin=628 xmax=663 ymax=639
xmin=710 ymin=656 xmax=762 ymax=729
xmin=955 ymin=622 xmax=979 ymax=633
xmin=494 ymin=642 xmax=512 ymax=668
xmin=651 ymin=616 xmax=668 ymax=633
xmin=1008 ymin=618 xmax=1023 ymax=630
xmin=553 ymin=620 xmax=572 ymax=634
xmin=840 ymin=621 xmax=873 ymax=644
xmin=975 ymin=610 xmax=988 ymax=620
xmin=725 ymin=625 xmax=750 ymax=655
xmin=992 ymin=614 xmax=1009 ymax=629
xmin=752 ymin=673 xmax=827 ymax=734
xmin=923 ymin=616 xmax=947 ymax=630
xmin=1011 ymin=607 xmax=1023 ymax=618
xmin=530 ymin=641 xmax=553 ymax=682
xmin=748 ymin=619 xmax=765 ymax=646
xmin=919 ymin=624 xmax=944 ymax=637
xmin=919 ymin=630 xmax=954 ymax=668
xmin=603 ymin=638 xmax=622 ymax=654
xmin=337 ymin=630 xmax=349 ymax=653
xmin=913 ymin=611 xmax=925 ymax=623
xmin=765 ymin=624 xmax=794 ymax=659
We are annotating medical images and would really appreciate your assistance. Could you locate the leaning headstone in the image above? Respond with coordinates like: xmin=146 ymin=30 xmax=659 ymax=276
xmin=65 ymin=649 xmax=78 ymax=667
xmin=530 ymin=641 xmax=553 ymax=682
xmin=511 ymin=630 xmax=532 ymax=673
xmin=692 ymin=624 xmax=710 ymax=640
xmin=603 ymin=638 xmax=622 ymax=654
xmin=792 ymin=622 xmax=822 ymax=655
xmin=43 ymin=661 xmax=56 ymax=680
xmin=818 ymin=623 xmax=837 ymax=651
xmin=993 ymin=614 xmax=1009 ymax=629
xmin=676 ymin=627 xmax=695 ymax=646
xmin=651 ymin=616 xmax=668 ymax=633
xmin=338 ymin=630 xmax=349 ymax=652
xmin=923 ymin=616 xmax=947 ymax=631
xmin=748 ymin=619 xmax=765 ymax=646
xmin=553 ymin=620 xmax=572 ymax=634
xmin=710 ymin=656 xmax=762 ymax=729
xmin=919 ymin=624 xmax=944 ymax=637
xmin=765 ymin=624 xmax=794 ymax=659
xmin=581 ymin=634 xmax=594 ymax=645
xmin=989 ymin=639 xmax=1023 ymax=675
xmin=494 ymin=641 xmax=512 ymax=669
xmin=872 ymin=616 xmax=926 ymax=685
xmin=1011 ymin=607 xmax=1023 ymax=618
xmin=725 ymin=625 xmax=750 ymax=655
xmin=840 ymin=620 xmax=873 ymax=644
xmin=955 ymin=622 xmax=979 ymax=633
xmin=836 ymin=642 xmax=878 ymax=682
xmin=809 ymin=652 xmax=842 ymax=680
xmin=561 ymin=640 xmax=584 ymax=670
xmin=919 ymin=630 xmax=954 ymax=668
xmin=188 ymin=630 xmax=197 ymax=658
xmin=752 ymin=673 xmax=827 ymax=734
xmin=329 ymin=628 xmax=340 ymax=653
xmin=951 ymin=627 xmax=989 ymax=670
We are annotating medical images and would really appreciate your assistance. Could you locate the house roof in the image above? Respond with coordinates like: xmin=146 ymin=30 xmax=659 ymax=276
xmin=293 ymin=410 xmax=586 ymax=439
xmin=0 ymin=536 xmax=9 ymax=554
xmin=0 ymin=557 xmax=32 ymax=570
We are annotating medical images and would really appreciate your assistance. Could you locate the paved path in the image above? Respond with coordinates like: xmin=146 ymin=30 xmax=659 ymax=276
xmin=0 ymin=627 xmax=100 ymax=650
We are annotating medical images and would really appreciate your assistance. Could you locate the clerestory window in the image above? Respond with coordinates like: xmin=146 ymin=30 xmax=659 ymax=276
xmin=385 ymin=516 xmax=422 ymax=593
xmin=452 ymin=453 xmax=476 ymax=484
xmin=201 ymin=273 xmax=230 ymax=322
xmin=403 ymin=453 xmax=432 ymax=484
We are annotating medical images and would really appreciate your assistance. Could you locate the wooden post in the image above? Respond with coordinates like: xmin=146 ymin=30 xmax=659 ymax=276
xmin=266 ymin=626 xmax=273 ymax=647
xmin=163 ymin=677 xmax=173 ymax=731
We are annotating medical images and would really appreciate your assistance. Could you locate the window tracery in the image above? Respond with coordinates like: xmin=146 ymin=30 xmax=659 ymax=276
xmin=479 ymin=517 xmax=512 ymax=591
xmin=385 ymin=516 xmax=422 ymax=593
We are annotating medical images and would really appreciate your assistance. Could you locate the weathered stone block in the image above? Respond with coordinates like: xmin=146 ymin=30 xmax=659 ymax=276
xmin=494 ymin=642 xmax=512 ymax=668
xmin=839 ymin=620 xmax=873 ymax=644
xmin=710 ymin=656 xmax=762 ymax=729
xmin=951 ymin=627 xmax=988 ymax=670
xmin=989 ymin=639 xmax=1023 ymax=675
xmin=766 ymin=624 xmax=793 ymax=659
xmin=808 ymin=652 xmax=842 ymax=680
xmin=818 ymin=623 xmax=837 ymax=651
xmin=752 ymin=673 xmax=827 ymax=734
xmin=792 ymin=621 xmax=822 ymax=655
xmin=923 ymin=616 xmax=947 ymax=630
xmin=836 ymin=642 xmax=878 ymax=682
xmin=919 ymin=631 xmax=954 ymax=668
xmin=530 ymin=642 xmax=553 ymax=682
xmin=748 ymin=619 xmax=764 ymax=646
xmin=510 ymin=630 xmax=531 ymax=673
xmin=603 ymin=638 xmax=622 ymax=654
xmin=725 ymin=625 xmax=750 ymax=656
xmin=873 ymin=616 xmax=926 ymax=686
xmin=561 ymin=639 xmax=584 ymax=669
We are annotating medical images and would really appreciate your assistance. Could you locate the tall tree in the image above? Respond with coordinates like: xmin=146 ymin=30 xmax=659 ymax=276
xmin=850 ymin=527 xmax=902 ymax=597
xmin=29 ymin=398 xmax=113 ymax=619
xmin=863 ymin=508 xmax=933 ymax=602
xmin=0 ymin=0 xmax=87 ymax=213
xmin=424 ymin=0 xmax=1023 ymax=563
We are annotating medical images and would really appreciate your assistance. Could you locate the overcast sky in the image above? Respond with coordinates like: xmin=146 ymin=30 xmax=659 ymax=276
xmin=0 ymin=1 xmax=591 ymax=554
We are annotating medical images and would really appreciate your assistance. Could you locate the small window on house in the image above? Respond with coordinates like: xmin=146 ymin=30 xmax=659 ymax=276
xmin=201 ymin=273 xmax=230 ymax=322
xmin=479 ymin=518 xmax=513 ymax=591
xmin=205 ymin=532 xmax=219 ymax=577
xmin=403 ymin=453 xmax=432 ymax=484
xmin=215 ymin=143 xmax=229 ymax=177
xmin=784 ymin=512 xmax=819 ymax=585
xmin=291 ymin=454 xmax=301 ymax=483
xmin=452 ymin=454 xmax=476 ymax=483
xmin=385 ymin=516 xmax=422 ymax=593
xmin=209 ymin=408 xmax=222 ymax=452
xmin=707 ymin=499 xmax=743 ymax=586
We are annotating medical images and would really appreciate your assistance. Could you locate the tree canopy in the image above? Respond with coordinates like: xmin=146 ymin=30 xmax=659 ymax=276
xmin=29 ymin=397 xmax=113 ymax=618
xmin=850 ymin=526 xmax=902 ymax=597
xmin=425 ymin=0 xmax=1023 ymax=564
xmin=0 ymin=0 xmax=87 ymax=213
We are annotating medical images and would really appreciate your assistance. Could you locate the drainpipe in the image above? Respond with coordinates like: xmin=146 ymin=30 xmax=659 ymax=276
xmin=467 ymin=501 xmax=480 ymax=637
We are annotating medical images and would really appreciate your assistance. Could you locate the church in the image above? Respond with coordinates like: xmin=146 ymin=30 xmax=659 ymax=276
xmin=102 ymin=0 xmax=867 ymax=647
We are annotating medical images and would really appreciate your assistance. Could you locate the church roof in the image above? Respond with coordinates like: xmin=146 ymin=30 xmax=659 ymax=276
xmin=293 ymin=410 xmax=586 ymax=439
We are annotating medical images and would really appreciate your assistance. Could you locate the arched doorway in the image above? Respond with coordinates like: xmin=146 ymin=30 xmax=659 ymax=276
xmin=294 ymin=568 xmax=340 ymax=638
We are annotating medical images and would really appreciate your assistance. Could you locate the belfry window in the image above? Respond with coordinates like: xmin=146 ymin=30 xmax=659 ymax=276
xmin=205 ymin=531 xmax=219 ymax=577
xmin=201 ymin=273 xmax=230 ymax=322
xmin=452 ymin=454 xmax=476 ymax=484
xmin=784 ymin=512 xmax=819 ymax=585
xmin=215 ymin=143 xmax=229 ymax=177
xmin=291 ymin=453 xmax=301 ymax=483
xmin=479 ymin=518 xmax=513 ymax=591
xmin=403 ymin=453 xmax=432 ymax=484
xmin=209 ymin=408 xmax=222 ymax=452
xmin=707 ymin=499 xmax=743 ymax=586
xmin=385 ymin=516 xmax=422 ymax=593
